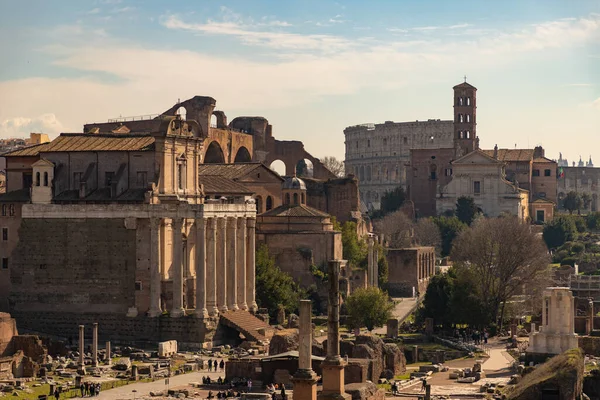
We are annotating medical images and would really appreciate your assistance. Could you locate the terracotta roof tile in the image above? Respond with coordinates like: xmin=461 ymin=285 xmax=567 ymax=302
xmin=197 ymin=163 xmax=283 ymax=181
xmin=482 ymin=149 xmax=534 ymax=162
xmin=199 ymin=175 xmax=254 ymax=195
xmin=3 ymin=134 xmax=155 ymax=157
xmin=261 ymin=204 xmax=330 ymax=218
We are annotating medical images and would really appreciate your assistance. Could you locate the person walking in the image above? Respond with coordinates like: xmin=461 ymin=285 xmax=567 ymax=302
xmin=219 ymin=359 xmax=225 ymax=371
xmin=247 ymin=379 xmax=252 ymax=393
xmin=280 ymin=384 xmax=286 ymax=400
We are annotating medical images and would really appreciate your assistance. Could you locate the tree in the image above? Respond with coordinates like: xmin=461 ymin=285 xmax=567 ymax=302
xmin=455 ymin=196 xmax=479 ymax=225
xmin=421 ymin=274 xmax=454 ymax=327
xmin=414 ymin=218 xmax=442 ymax=255
xmin=346 ymin=287 xmax=394 ymax=331
xmin=432 ymin=216 xmax=466 ymax=257
xmin=341 ymin=221 xmax=368 ymax=269
xmin=374 ymin=210 xmax=413 ymax=248
xmin=296 ymin=159 xmax=313 ymax=178
xmin=542 ymin=215 xmax=578 ymax=249
xmin=321 ymin=156 xmax=345 ymax=177
xmin=563 ymin=191 xmax=582 ymax=214
xmin=371 ymin=187 xmax=406 ymax=219
xmin=255 ymin=244 xmax=302 ymax=318
xmin=587 ymin=212 xmax=600 ymax=231
xmin=451 ymin=217 xmax=551 ymax=328
xmin=581 ymin=193 xmax=592 ymax=213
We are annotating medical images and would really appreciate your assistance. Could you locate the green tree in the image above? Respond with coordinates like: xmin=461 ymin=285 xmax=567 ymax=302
xmin=542 ymin=215 xmax=578 ymax=249
xmin=341 ymin=221 xmax=368 ymax=269
xmin=455 ymin=196 xmax=479 ymax=225
xmin=581 ymin=193 xmax=592 ymax=213
xmin=563 ymin=191 xmax=582 ymax=214
xmin=346 ymin=287 xmax=394 ymax=331
xmin=432 ymin=216 xmax=466 ymax=257
xmin=421 ymin=274 xmax=454 ymax=326
xmin=587 ymin=212 xmax=600 ymax=231
xmin=255 ymin=244 xmax=302 ymax=318
xmin=371 ymin=186 xmax=406 ymax=218
xmin=377 ymin=246 xmax=388 ymax=285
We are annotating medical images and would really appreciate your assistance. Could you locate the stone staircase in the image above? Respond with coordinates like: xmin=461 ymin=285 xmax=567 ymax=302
xmin=219 ymin=310 xmax=274 ymax=344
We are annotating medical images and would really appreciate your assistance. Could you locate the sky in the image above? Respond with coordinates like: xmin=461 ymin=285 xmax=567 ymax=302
xmin=0 ymin=0 xmax=599 ymax=166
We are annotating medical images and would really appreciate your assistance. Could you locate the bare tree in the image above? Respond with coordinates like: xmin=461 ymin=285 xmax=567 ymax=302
xmin=414 ymin=218 xmax=442 ymax=255
xmin=374 ymin=210 xmax=413 ymax=248
xmin=451 ymin=216 xmax=551 ymax=328
xmin=320 ymin=156 xmax=345 ymax=177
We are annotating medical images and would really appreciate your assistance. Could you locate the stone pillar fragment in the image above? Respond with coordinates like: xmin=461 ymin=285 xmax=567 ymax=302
xmin=149 ymin=218 xmax=162 ymax=317
xmin=195 ymin=218 xmax=208 ymax=318
xmin=78 ymin=325 xmax=85 ymax=367
xmin=237 ymin=218 xmax=247 ymax=310
xmin=227 ymin=217 xmax=238 ymax=310
xmin=367 ymin=237 xmax=374 ymax=287
xmin=92 ymin=323 xmax=98 ymax=367
xmin=217 ymin=217 xmax=228 ymax=313
xmin=246 ymin=218 xmax=257 ymax=312
xmin=293 ymin=300 xmax=318 ymax=400
xmin=318 ymin=260 xmax=350 ymax=400
xmin=105 ymin=341 xmax=111 ymax=365
xmin=207 ymin=218 xmax=219 ymax=316
xmin=171 ymin=218 xmax=185 ymax=317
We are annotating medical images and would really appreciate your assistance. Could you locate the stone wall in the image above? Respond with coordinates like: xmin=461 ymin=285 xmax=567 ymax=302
xmin=0 ymin=313 xmax=17 ymax=356
xmin=303 ymin=177 xmax=361 ymax=225
xmin=558 ymin=167 xmax=600 ymax=212
xmin=0 ymin=203 xmax=24 ymax=311
xmin=386 ymin=247 xmax=435 ymax=297
xmin=9 ymin=218 xmax=136 ymax=314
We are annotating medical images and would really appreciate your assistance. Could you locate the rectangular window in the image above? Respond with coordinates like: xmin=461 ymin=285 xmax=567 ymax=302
xmin=136 ymin=171 xmax=148 ymax=188
xmin=444 ymin=168 xmax=453 ymax=176
xmin=40 ymin=264 xmax=47 ymax=270
xmin=105 ymin=172 xmax=115 ymax=187
xmin=544 ymin=169 xmax=551 ymax=177
xmin=532 ymin=169 xmax=540 ymax=177
xmin=135 ymin=281 xmax=143 ymax=291
xmin=430 ymin=171 xmax=437 ymax=180
xmin=1 ymin=258 xmax=7 ymax=269
xmin=73 ymin=172 xmax=82 ymax=189
xmin=473 ymin=181 xmax=481 ymax=194
xmin=2 ymin=228 xmax=7 ymax=241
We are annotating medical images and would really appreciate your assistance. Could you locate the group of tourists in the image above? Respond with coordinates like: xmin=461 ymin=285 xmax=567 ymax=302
xmin=207 ymin=359 xmax=225 ymax=371
xmin=206 ymin=390 xmax=242 ymax=398
xmin=266 ymin=383 xmax=286 ymax=400
xmin=454 ymin=328 xmax=488 ymax=345
xmin=79 ymin=381 xmax=101 ymax=397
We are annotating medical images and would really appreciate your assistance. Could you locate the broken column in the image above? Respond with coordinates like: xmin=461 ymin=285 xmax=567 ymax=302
xmin=367 ymin=236 xmax=374 ymax=287
xmin=92 ymin=323 xmax=98 ymax=367
xmin=78 ymin=325 xmax=85 ymax=374
xmin=318 ymin=260 xmax=351 ymax=400
xmin=292 ymin=300 xmax=318 ymax=400
xmin=105 ymin=341 xmax=111 ymax=365
xmin=589 ymin=298 xmax=595 ymax=334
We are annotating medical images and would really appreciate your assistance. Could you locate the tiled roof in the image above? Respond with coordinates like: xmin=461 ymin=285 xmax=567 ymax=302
xmin=0 ymin=189 xmax=30 ymax=202
xmin=482 ymin=149 xmax=534 ymax=162
xmin=197 ymin=162 xmax=283 ymax=181
xmin=3 ymin=134 xmax=155 ymax=157
xmin=199 ymin=175 xmax=253 ymax=195
xmin=53 ymin=188 xmax=147 ymax=203
xmin=533 ymin=157 xmax=556 ymax=164
xmin=261 ymin=204 xmax=330 ymax=218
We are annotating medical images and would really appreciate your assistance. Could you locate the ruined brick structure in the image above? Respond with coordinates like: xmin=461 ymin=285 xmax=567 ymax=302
xmin=386 ymin=247 xmax=435 ymax=297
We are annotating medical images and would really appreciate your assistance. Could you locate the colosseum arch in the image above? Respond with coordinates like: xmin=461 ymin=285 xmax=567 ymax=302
xmin=204 ymin=141 xmax=225 ymax=164
xmin=234 ymin=146 xmax=252 ymax=163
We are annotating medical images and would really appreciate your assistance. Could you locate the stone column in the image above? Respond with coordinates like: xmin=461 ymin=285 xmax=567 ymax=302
xmin=105 ymin=341 xmax=111 ymax=365
xmin=367 ymin=237 xmax=374 ymax=287
xmin=171 ymin=218 xmax=185 ymax=317
xmin=227 ymin=217 xmax=238 ymax=310
xmin=293 ymin=300 xmax=318 ymax=400
xmin=373 ymin=245 xmax=379 ymax=288
xmin=246 ymin=218 xmax=258 ymax=312
xmin=78 ymin=325 xmax=85 ymax=372
xmin=207 ymin=218 xmax=219 ymax=316
xmin=319 ymin=260 xmax=350 ymax=400
xmin=195 ymin=218 xmax=208 ymax=318
xmin=92 ymin=323 xmax=98 ymax=367
xmin=237 ymin=218 xmax=247 ymax=311
xmin=589 ymin=298 xmax=595 ymax=334
xmin=217 ymin=217 xmax=228 ymax=313
xmin=149 ymin=218 xmax=162 ymax=317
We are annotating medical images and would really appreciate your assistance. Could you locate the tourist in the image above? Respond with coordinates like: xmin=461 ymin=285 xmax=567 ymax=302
xmin=271 ymin=391 xmax=277 ymax=400
xmin=90 ymin=383 xmax=95 ymax=397
xmin=484 ymin=330 xmax=489 ymax=344
xmin=96 ymin=383 xmax=101 ymax=396
xmin=219 ymin=359 xmax=225 ymax=371
xmin=80 ymin=383 xmax=85 ymax=397
xmin=208 ymin=359 xmax=213 ymax=371
xmin=207 ymin=391 xmax=214 ymax=399
xmin=54 ymin=388 xmax=60 ymax=400
xmin=247 ymin=379 xmax=252 ymax=392
xmin=280 ymin=384 xmax=286 ymax=400
xmin=421 ymin=378 xmax=427 ymax=391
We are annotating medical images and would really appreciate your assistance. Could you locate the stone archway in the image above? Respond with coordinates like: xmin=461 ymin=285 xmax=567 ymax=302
xmin=234 ymin=146 xmax=252 ymax=163
xmin=204 ymin=141 xmax=225 ymax=164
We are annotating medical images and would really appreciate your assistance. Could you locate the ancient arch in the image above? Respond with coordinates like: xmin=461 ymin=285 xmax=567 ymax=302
xmin=176 ymin=106 xmax=187 ymax=120
xmin=204 ymin=141 xmax=225 ymax=164
xmin=266 ymin=196 xmax=273 ymax=211
xmin=234 ymin=146 xmax=252 ymax=163
xmin=270 ymin=160 xmax=286 ymax=176
xmin=296 ymin=158 xmax=314 ymax=178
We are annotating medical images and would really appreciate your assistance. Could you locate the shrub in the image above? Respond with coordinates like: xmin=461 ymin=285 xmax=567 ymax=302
xmin=587 ymin=212 xmax=600 ymax=231
xmin=571 ymin=242 xmax=586 ymax=254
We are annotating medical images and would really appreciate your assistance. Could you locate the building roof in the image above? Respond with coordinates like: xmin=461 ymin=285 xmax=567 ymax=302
xmin=197 ymin=162 xmax=284 ymax=181
xmin=3 ymin=133 xmax=155 ymax=157
xmin=532 ymin=197 xmax=555 ymax=204
xmin=453 ymin=81 xmax=477 ymax=90
xmin=261 ymin=204 xmax=330 ymax=218
xmin=482 ymin=148 xmax=534 ymax=162
xmin=282 ymin=176 xmax=306 ymax=190
xmin=199 ymin=175 xmax=254 ymax=195
xmin=533 ymin=156 xmax=557 ymax=164
xmin=53 ymin=188 xmax=147 ymax=203
xmin=0 ymin=189 xmax=31 ymax=202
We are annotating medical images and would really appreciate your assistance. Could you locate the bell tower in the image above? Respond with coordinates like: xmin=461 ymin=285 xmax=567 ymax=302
xmin=453 ymin=79 xmax=477 ymax=155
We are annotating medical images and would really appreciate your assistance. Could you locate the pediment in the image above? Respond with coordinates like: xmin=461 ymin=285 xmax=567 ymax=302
xmin=453 ymin=150 xmax=502 ymax=165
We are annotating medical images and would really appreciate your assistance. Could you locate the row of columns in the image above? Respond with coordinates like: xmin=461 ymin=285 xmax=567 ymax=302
xmin=148 ymin=216 xmax=257 ymax=318
xmin=418 ymin=252 xmax=435 ymax=280
xmin=78 ymin=323 xmax=111 ymax=370
xmin=367 ymin=235 xmax=379 ymax=288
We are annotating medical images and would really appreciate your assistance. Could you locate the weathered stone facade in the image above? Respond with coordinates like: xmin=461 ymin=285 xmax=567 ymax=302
xmin=344 ymin=120 xmax=453 ymax=209
xmin=558 ymin=166 xmax=600 ymax=213
xmin=386 ymin=247 xmax=435 ymax=297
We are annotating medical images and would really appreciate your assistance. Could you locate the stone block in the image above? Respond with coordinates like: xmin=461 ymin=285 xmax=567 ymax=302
xmin=386 ymin=319 xmax=399 ymax=338
xmin=158 ymin=340 xmax=177 ymax=357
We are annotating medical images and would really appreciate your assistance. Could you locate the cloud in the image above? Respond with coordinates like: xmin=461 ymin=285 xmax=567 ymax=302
xmin=112 ymin=6 xmax=135 ymax=13
xmin=0 ymin=114 xmax=64 ymax=139
xmin=87 ymin=8 xmax=101 ymax=15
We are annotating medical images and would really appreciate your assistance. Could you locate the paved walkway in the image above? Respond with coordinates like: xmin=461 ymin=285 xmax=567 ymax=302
xmin=373 ymin=297 xmax=417 ymax=335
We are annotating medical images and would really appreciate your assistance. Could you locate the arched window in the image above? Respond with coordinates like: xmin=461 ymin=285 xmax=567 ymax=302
xmin=301 ymin=193 xmax=305 ymax=204
xmin=1 ymin=205 xmax=6 ymax=216
xmin=430 ymin=164 xmax=437 ymax=180
xmin=466 ymin=131 xmax=470 ymax=139
xmin=266 ymin=196 xmax=273 ymax=211
xmin=458 ymin=97 xmax=463 ymax=106
xmin=459 ymin=114 xmax=463 ymax=123
xmin=43 ymin=172 xmax=49 ymax=187
xmin=8 ymin=205 xmax=14 ymax=216
xmin=285 ymin=193 xmax=290 ymax=205
xmin=35 ymin=172 xmax=40 ymax=186
xmin=467 ymin=97 xmax=471 ymax=106
xmin=466 ymin=114 xmax=470 ymax=123
xmin=256 ymin=196 xmax=263 ymax=213
xmin=293 ymin=193 xmax=299 ymax=205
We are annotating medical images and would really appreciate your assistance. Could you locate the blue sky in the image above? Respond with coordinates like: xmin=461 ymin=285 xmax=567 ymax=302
xmin=0 ymin=0 xmax=599 ymax=167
